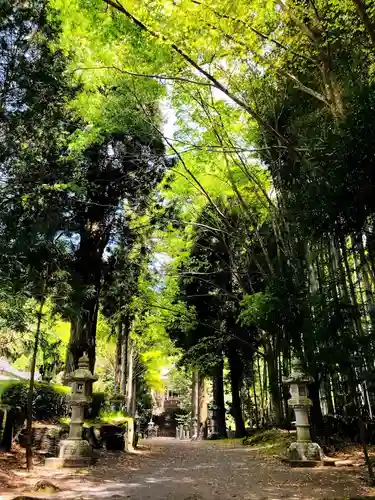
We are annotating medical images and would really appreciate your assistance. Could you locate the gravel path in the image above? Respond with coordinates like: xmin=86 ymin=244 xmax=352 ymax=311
xmin=1 ymin=438 xmax=370 ymax=500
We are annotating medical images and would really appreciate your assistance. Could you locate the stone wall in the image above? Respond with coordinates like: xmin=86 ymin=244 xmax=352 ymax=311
xmin=18 ymin=424 xmax=69 ymax=456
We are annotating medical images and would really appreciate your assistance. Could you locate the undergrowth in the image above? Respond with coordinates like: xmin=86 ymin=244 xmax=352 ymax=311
xmin=210 ymin=429 xmax=295 ymax=456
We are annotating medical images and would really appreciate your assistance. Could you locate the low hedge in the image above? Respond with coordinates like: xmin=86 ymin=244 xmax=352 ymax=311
xmin=0 ymin=380 xmax=111 ymax=424
xmin=1 ymin=381 xmax=70 ymax=422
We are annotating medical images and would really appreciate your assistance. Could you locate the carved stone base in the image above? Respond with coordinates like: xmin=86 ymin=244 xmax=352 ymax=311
xmin=285 ymin=441 xmax=324 ymax=467
xmin=44 ymin=438 xmax=96 ymax=468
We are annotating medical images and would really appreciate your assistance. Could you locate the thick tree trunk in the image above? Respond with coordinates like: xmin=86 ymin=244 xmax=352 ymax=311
xmin=309 ymin=378 xmax=324 ymax=428
xmin=228 ymin=346 xmax=246 ymax=438
xmin=65 ymin=208 xmax=109 ymax=377
xmin=65 ymin=291 xmax=99 ymax=376
xmin=198 ymin=373 xmax=208 ymax=439
xmin=265 ymin=348 xmax=283 ymax=426
xmin=191 ymin=370 xmax=199 ymax=430
xmin=308 ymin=378 xmax=324 ymax=441
xmin=212 ymin=362 xmax=227 ymax=438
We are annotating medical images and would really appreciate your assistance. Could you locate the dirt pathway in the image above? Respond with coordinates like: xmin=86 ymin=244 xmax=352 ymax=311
xmin=0 ymin=438 xmax=370 ymax=500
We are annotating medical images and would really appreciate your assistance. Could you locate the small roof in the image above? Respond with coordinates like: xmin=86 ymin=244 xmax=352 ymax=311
xmin=0 ymin=358 xmax=40 ymax=381
xmin=66 ymin=355 xmax=98 ymax=383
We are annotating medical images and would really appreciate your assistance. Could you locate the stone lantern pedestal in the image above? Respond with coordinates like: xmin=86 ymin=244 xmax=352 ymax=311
xmin=283 ymin=358 xmax=323 ymax=466
xmin=45 ymin=355 xmax=98 ymax=468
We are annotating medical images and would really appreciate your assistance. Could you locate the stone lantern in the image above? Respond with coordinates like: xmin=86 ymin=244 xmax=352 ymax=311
xmin=283 ymin=358 xmax=323 ymax=465
xmin=46 ymin=354 xmax=98 ymax=468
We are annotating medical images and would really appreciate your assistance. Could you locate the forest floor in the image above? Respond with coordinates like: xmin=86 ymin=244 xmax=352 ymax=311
xmin=0 ymin=438 xmax=373 ymax=500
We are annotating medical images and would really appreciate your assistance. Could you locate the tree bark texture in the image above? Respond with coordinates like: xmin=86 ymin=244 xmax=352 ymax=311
xmin=265 ymin=347 xmax=283 ymax=426
xmin=26 ymin=297 xmax=45 ymax=470
xmin=191 ymin=369 xmax=199 ymax=423
xmin=198 ymin=373 xmax=208 ymax=438
xmin=126 ymin=341 xmax=134 ymax=413
xmin=66 ymin=289 xmax=100 ymax=375
xmin=115 ymin=321 xmax=123 ymax=393
xmin=212 ymin=361 xmax=227 ymax=438
xmin=228 ymin=344 xmax=246 ymax=437
xmin=120 ymin=321 xmax=129 ymax=396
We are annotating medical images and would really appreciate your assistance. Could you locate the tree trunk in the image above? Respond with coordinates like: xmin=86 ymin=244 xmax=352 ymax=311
xmin=26 ymin=297 xmax=45 ymax=471
xmin=115 ymin=321 xmax=123 ymax=393
xmin=212 ymin=362 xmax=227 ymax=438
xmin=131 ymin=372 xmax=137 ymax=417
xmin=282 ymin=349 xmax=292 ymax=423
xmin=120 ymin=317 xmax=130 ymax=396
xmin=191 ymin=369 xmax=199 ymax=431
xmin=257 ymin=356 xmax=265 ymax=423
xmin=252 ymin=378 xmax=259 ymax=428
xmin=324 ymin=377 xmax=335 ymax=414
xmin=198 ymin=373 xmax=208 ymax=439
xmin=308 ymin=378 xmax=324 ymax=440
xmin=65 ymin=207 xmax=109 ymax=377
xmin=126 ymin=342 xmax=134 ymax=412
xmin=263 ymin=357 xmax=269 ymax=423
xmin=348 ymin=369 xmax=375 ymax=485
xmin=340 ymin=234 xmax=365 ymax=338
xmin=228 ymin=346 xmax=246 ymax=438
xmin=65 ymin=291 xmax=99 ymax=375
xmin=265 ymin=347 xmax=283 ymax=426
xmin=352 ymin=0 xmax=375 ymax=48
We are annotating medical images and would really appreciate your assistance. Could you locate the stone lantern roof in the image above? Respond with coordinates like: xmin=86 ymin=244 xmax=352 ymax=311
xmin=66 ymin=355 xmax=98 ymax=384
xmin=283 ymin=358 xmax=313 ymax=385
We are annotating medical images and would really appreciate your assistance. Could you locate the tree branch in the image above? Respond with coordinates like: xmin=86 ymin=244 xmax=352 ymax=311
xmin=352 ymin=0 xmax=375 ymax=49
xmin=74 ymin=65 xmax=213 ymax=87
xmin=191 ymin=0 xmax=317 ymax=65
xmin=101 ymin=0 xmax=292 ymax=147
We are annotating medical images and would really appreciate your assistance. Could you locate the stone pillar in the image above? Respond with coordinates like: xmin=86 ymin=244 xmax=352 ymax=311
xmin=294 ymin=404 xmax=311 ymax=442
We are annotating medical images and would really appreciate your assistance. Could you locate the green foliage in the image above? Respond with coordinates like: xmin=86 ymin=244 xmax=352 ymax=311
xmin=239 ymin=293 xmax=276 ymax=329
xmin=1 ymin=381 xmax=70 ymax=422
xmin=242 ymin=429 xmax=294 ymax=456
xmin=96 ymin=411 xmax=132 ymax=426
xmin=167 ymin=367 xmax=192 ymax=413
xmin=90 ymin=392 xmax=106 ymax=420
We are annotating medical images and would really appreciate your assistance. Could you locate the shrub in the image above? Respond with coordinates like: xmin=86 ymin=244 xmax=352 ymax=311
xmin=90 ymin=392 xmax=106 ymax=420
xmin=1 ymin=381 xmax=70 ymax=422
xmin=97 ymin=410 xmax=131 ymax=426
